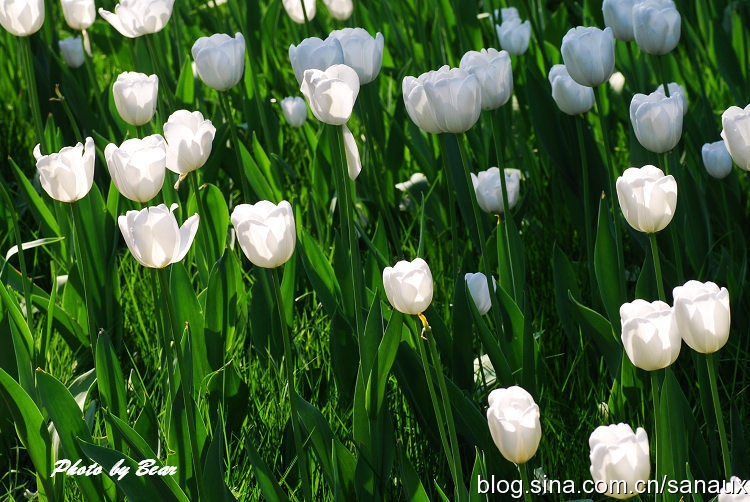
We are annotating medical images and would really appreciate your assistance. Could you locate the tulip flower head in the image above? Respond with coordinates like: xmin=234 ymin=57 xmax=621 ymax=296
xmin=61 ymin=0 xmax=95 ymax=30
xmin=718 ymin=477 xmax=750 ymax=502
xmin=164 ymin=110 xmax=216 ymax=175
xmin=561 ymin=26 xmax=615 ymax=87
xmin=548 ymin=64 xmax=595 ymax=116
xmin=112 ymin=72 xmax=158 ymax=126
xmin=119 ymin=204 xmax=199 ymax=268
xmin=633 ymin=0 xmax=681 ymax=55
xmin=59 ymin=36 xmax=85 ymax=68
xmin=0 ymin=0 xmax=44 ymax=36
xmin=471 ymin=167 xmax=521 ymax=214
xmin=499 ymin=7 xmax=519 ymax=22
xmin=486 ymin=386 xmax=541 ymax=464
xmin=601 ymin=0 xmax=637 ymax=41
xmin=589 ymin=424 xmax=650 ymax=500
xmin=459 ymin=48 xmax=513 ymax=110
xmin=702 ymin=140 xmax=733 ymax=179
xmin=673 ymin=281 xmax=731 ymax=354
xmin=327 ymin=28 xmax=384 ymax=84
xmin=342 ymin=124 xmax=361 ymax=180
xmin=281 ymin=97 xmax=308 ymax=128
xmin=289 ymin=36 xmax=344 ymax=85
xmin=620 ymin=299 xmax=681 ymax=371
xmin=323 ymin=0 xmax=352 ymax=20
xmin=382 ymin=258 xmax=433 ymax=315
xmin=99 ymin=0 xmax=175 ymax=38
xmin=300 ymin=64 xmax=360 ymax=126
xmin=192 ymin=32 xmax=246 ymax=91
xmin=616 ymin=165 xmax=677 ymax=234
xmin=231 ymin=201 xmax=296 ymax=269
xmin=721 ymin=104 xmax=750 ymax=171
xmin=282 ymin=0 xmax=316 ymax=23
xmin=496 ymin=17 xmax=531 ymax=55
xmin=34 ymin=137 xmax=96 ymax=203
xmin=105 ymin=135 xmax=167 ymax=203
xmin=465 ymin=272 xmax=497 ymax=315
xmin=654 ymin=82 xmax=687 ymax=116
xmin=630 ymin=91 xmax=683 ymax=153
xmin=609 ymin=72 xmax=625 ymax=93
xmin=402 ymin=66 xmax=482 ymax=134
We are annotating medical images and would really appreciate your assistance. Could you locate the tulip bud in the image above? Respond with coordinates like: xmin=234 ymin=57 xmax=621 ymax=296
xmin=620 ymin=299 xmax=681 ymax=371
xmin=702 ymin=141 xmax=732 ymax=179
xmin=59 ymin=36 xmax=85 ymax=68
xmin=382 ymin=258 xmax=433 ymax=315
xmin=289 ymin=36 xmax=344 ymax=85
xmin=323 ymin=0 xmax=352 ymax=20
xmin=99 ymin=0 xmax=175 ymax=38
xmin=548 ymin=64 xmax=595 ymax=116
xmin=119 ymin=203 xmax=199 ymax=268
xmin=282 ymin=0 xmax=316 ymax=23
xmin=301 ymin=64 xmax=360 ymax=125
xmin=231 ymin=201 xmax=296 ymax=268
xmin=496 ymin=18 xmax=531 ymax=55
xmin=163 ymin=110 xmax=216 ymax=175
xmin=589 ymin=424 xmax=650 ymax=500
xmin=105 ymin=135 xmax=167 ymax=203
xmin=609 ymin=72 xmax=625 ymax=93
xmin=465 ymin=272 xmax=496 ymax=315
xmin=402 ymin=66 xmax=482 ymax=134
xmin=459 ymin=48 xmax=513 ymax=110
xmin=0 ymin=0 xmax=44 ymax=36
xmin=487 ymin=386 xmax=541 ymax=464
xmin=112 ymin=72 xmax=158 ymax=126
xmin=60 ymin=0 xmax=95 ymax=30
xmin=602 ymin=0 xmax=637 ymax=41
xmin=281 ymin=97 xmax=308 ymax=128
xmin=471 ymin=167 xmax=520 ymax=214
xmin=342 ymin=124 xmax=361 ymax=180
xmin=328 ymin=28 xmax=384 ymax=85
xmin=630 ymin=91 xmax=683 ymax=153
xmin=633 ymin=0 xmax=681 ymax=55
xmin=561 ymin=26 xmax=615 ymax=87
xmin=192 ymin=32 xmax=245 ymax=91
xmin=616 ymin=165 xmax=677 ymax=234
xmin=673 ymin=280 xmax=730 ymax=354
xmin=719 ymin=477 xmax=750 ymax=502
xmin=34 ymin=137 xmax=95 ymax=203
xmin=499 ymin=7 xmax=519 ymax=22
xmin=721 ymin=104 xmax=750 ymax=171
xmin=395 ymin=173 xmax=428 ymax=193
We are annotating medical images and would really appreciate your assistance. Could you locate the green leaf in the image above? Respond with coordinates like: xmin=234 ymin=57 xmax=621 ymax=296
xmin=175 ymin=59 xmax=195 ymax=105
xmin=594 ymin=196 xmax=624 ymax=330
xmin=9 ymin=157 xmax=60 ymax=236
xmin=205 ymin=249 xmax=241 ymax=370
xmin=568 ymin=292 xmax=622 ymax=379
xmin=297 ymin=227 xmax=342 ymax=318
xmin=398 ymin=447 xmax=431 ymax=502
xmin=243 ymin=436 xmax=290 ymax=502
xmin=187 ymin=183 xmax=229 ymax=271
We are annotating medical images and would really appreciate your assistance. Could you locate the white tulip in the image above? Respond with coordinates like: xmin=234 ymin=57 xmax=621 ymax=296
xmin=609 ymin=71 xmax=625 ymax=93
xmin=322 ymin=0 xmax=352 ymax=20
xmin=721 ymin=104 xmax=750 ymax=171
xmin=561 ymin=26 xmax=615 ymax=87
xmin=402 ymin=65 xmax=482 ymax=134
xmin=61 ymin=0 xmax=95 ymax=30
xmin=33 ymin=137 xmax=95 ymax=203
xmin=112 ymin=72 xmax=158 ymax=126
xmin=589 ymin=423 xmax=650 ymax=500
xmin=0 ymin=0 xmax=44 ymax=36
xmin=59 ymin=36 xmax=85 ymax=68
xmin=105 ymin=135 xmax=167 ymax=203
xmin=702 ymin=140 xmax=733 ymax=179
xmin=548 ymin=64 xmax=595 ymax=116
xmin=231 ymin=200 xmax=296 ymax=268
xmin=471 ymin=167 xmax=521 ymax=214
xmin=282 ymin=0 xmax=316 ymax=23
xmin=653 ymin=82 xmax=687 ymax=116
xmin=465 ymin=272 xmax=496 ymax=315
xmin=289 ymin=36 xmax=344 ymax=85
xmin=633 ymin=0 xmax=681 ymax=55
xmin=281 ymin=96 xmax=308 ymax=128
xmin=673 ymin=280 xmax=731 ymax=354
xmin=616 ymin=165 xmax=677 ymax=233
xmin=118 ymin=203 xmax=199 ymax=268
xmin=163 ymin=110 xmax=216 ymax=175
xmin=327 ymin=28 xmax=384 ymax=84
xmin=499 ymin=7 xmax=519 ymax=22
xmin=99 ymin=0 xmax=175 ymax=38
xmin=487 ymin=386 xmax=541 ymax=464
xmin=620 ymin=299 xmax=681 ymax=371
xmin=459 ymin=48 xmax=513 ymax=110
xmin=395 ymin=173 xmax=428 ymax=193
xmin=602 ymin=0 xmax=637 ymax=41
xmin=629 ymin=91 xmax=683 ymax=153
xmin=192 ymin=32 xmax=245 ymax=91
xmin=719 ymin=477 xmax=750 ymax=502
xmin=382 ymin=258 xmax=433 ymax=315
xmin=496 ymin=18 xmax=531 ymax=55
xmin=342 ymin=124 xmax=361 ymax=180
xmin=300 ymin=64 xmax=360 ymax=125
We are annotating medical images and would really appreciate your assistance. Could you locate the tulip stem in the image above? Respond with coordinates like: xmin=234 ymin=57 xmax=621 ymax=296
xmin=654 ymin=55 xmax=671 ymax=98
xmin=650 ymin=371 xmax=660 ymax=502
xmin=659 ymin=152 xmax=685 ymax=282
xmin=157 ymin=267 xmax=206 ymax=501
xmin=706 ymin=353 xmax=732 ymax=480
xmin=18 ymin=36 xmax=46 ymax=154
xmin=218 ymin=92 xmax=251 ymax=197
xmin=575 ymin=116 xmax=595 ymax=298
xmin=648 ymin=234 xmax=666 ymax=302
xmin=189 ymin=173 xmax=214 ymax=277
xmin=270 ymin=267 xmax=313 ymax=502
xmin=69 ymin=202 xmax=97 ymax=351
xmin=518 ymin=462 xmax=532 ymax=502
